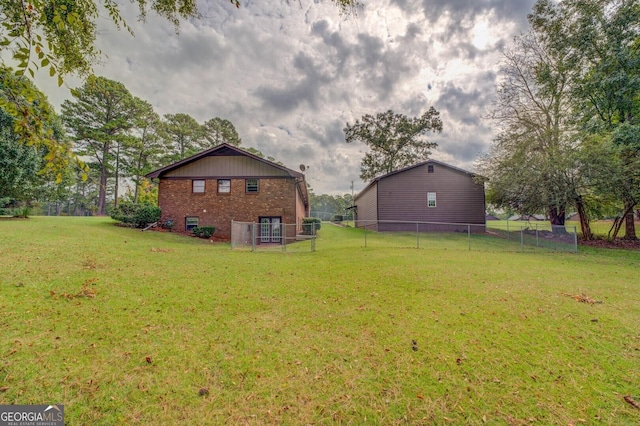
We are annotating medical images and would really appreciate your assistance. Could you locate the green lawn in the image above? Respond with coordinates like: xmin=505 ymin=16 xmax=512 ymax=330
xmin=487 ymin=219 xmax=632 ymax=239
xmin=1 ymin=217 xmax=639 ymax=424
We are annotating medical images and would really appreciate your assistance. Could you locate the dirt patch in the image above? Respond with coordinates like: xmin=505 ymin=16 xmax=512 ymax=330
xmin=579 ymin=238 xmax=640 ymax=250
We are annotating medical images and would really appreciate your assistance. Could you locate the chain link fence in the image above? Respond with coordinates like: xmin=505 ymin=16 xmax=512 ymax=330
xmin=349 ymin=220 xmax=578 ymax=252
xmin=230 ymin=221 xmax=317 ymax=252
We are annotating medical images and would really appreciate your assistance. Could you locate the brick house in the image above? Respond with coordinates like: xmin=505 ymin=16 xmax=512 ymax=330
xmin=145 ymin=143 xmax=309 ymax=240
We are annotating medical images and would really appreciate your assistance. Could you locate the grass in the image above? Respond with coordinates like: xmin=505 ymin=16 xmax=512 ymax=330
xmin=488 ymin=219 xmax=633 ymax=239
xmin=1 ymin=217 xmax=639 ymax=424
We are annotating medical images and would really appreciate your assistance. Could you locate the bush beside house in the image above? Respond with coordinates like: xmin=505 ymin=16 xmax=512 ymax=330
xmin=110 ymin=202 xmax=161 ymax=228
xmin=302 ymin=217 xmax=321 ymax=235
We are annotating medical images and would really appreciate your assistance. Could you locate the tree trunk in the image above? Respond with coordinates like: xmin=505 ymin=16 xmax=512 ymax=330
xmin=97 ymin=142 xmax=110 ymax=216
xmin=549 ymin=205 xmax=566 ymax=233
xmin=133 ymin=152 xmax=144 ymax=204
xmin=623 ymin=201 xmax=637 ymax=240
xmin=114 ymin=143 xmax=120 ymax=209
xmin=576 ymin=197 xmax=592 ymax=240
xmin=98 ymin=162 xmax=108 ymax=215
xmin=609 ymin=200 xmax=636 ymax=240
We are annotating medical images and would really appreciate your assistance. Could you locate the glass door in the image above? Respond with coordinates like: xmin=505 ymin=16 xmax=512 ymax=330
xmin=259 ymin=217 xmax=282 ymax=243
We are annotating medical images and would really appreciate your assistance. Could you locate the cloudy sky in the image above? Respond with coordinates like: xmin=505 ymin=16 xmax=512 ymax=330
xmin=36 ymin=0 xmax=537 ymax=195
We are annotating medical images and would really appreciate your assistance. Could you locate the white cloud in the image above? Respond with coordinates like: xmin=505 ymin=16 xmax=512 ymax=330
xmin=34 ymin=0 xmax=537 ymax=195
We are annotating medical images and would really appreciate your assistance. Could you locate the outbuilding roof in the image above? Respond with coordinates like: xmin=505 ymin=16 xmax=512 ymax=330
xmin=354 ymin=159 xmax=479 ymax=201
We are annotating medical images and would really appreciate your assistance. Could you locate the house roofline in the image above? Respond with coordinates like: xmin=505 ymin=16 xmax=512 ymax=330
xmin=144 ymin=143 xmax=305 ymax=180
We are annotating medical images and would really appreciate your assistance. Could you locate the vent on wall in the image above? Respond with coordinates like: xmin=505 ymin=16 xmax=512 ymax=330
xmin=427 ymin=165 xmax=434 ymax=173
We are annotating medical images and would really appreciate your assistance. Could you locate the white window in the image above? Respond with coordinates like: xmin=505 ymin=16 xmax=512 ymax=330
xmin=192 ymin=179 xmax=205 ymax=193
xmin=218 ymin=179 xmax=231 ymax=193
xmin=427 ymin=192 xmax=437 ymax=208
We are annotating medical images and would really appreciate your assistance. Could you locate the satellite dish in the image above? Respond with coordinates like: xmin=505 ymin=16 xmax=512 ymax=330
xmin=299 ymin=164 xmax=307 ymax=172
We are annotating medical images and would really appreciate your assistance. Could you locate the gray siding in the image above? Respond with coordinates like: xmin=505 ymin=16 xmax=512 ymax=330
xmin=355 ymin=182 xmax=378 ymax=230
xmin=377 ymin=163 xmax=485 ymax=224
xmin=165 ymin=156 xmax=290 ymax=178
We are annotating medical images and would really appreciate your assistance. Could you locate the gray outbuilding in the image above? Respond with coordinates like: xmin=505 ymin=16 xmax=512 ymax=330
xmin=353 ymin=160 xmax=486 ymax=232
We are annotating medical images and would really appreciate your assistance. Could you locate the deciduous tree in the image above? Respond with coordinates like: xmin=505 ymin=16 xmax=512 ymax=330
xmin=344 ymin=108 xmax=442 ymax=181
xmin=530 ymin=0 xmax=640 ymax=239
xmin=477 ymin=28 xmax=582 ymax=233
xmin=0 ymin=67 xmax=69 ymax=202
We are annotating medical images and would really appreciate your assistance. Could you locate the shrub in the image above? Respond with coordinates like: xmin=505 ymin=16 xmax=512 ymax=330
xmin=0 ymin=197 xmax=12 ymax=215
xmin=192 ymin=226 xmax=216 ymax=238
xmin=14 ymin=206 xmax=30 ymax=218
xmin=110 ymin=202 xmax=161 ymax=228
xmin=136 ymin=204 xmax=162 ymax=227
xmin=302 ymin=217 xmax=321 ymax=234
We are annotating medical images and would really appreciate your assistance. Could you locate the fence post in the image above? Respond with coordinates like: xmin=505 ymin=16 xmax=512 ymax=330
xmin=416 ymin=222 xmax=419 ymax=249
xmin=507 ymin=220 xmax=510 ymax=241
xmin=468 ymin=224 xmax=471 ymax=251
xmin=282 ymin=223 xmax=286 ymax=252
xmin=230 ymin=220 xmax=234 ymax=250
xmin=520 ymin=228 xmax=524 ymax=252
xmin=573 ymin=226 xmax=578 ymax=253
xmin=251 ymin=223 xmax=256 ymax=251
xmin=364 ymin=226 xmax=367 ymax=248
xmin=536 ymin=223 xmax=539 ymax=248
xmin=312 ymin=227 xmax=316 ymax=252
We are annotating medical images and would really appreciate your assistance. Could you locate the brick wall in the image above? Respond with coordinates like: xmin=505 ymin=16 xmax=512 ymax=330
xmin=158 ymin=178 xmax=299 ymax=238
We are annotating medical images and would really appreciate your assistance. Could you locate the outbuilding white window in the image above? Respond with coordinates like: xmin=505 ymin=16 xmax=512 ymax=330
xmin=192 ymin=179 xmax=205 ymax=193
xmin=427 ymin=192 xmax=437 ymax=208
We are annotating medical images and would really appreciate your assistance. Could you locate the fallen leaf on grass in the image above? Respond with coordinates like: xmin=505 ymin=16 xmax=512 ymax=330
xmin=51 ymin=279 xmax=98 ymax=300
xmin=624 ymin=395 xmax=640 ymax=409
xmin=198 ymin=387 xmax=209 ymax=396
xmin=562 ymin=293 xmax=603 ymax=304
xmin=150 ymin=247 xmax=173 ymax=253
xmin=0 ymin=386 xmax=8 ymax=392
